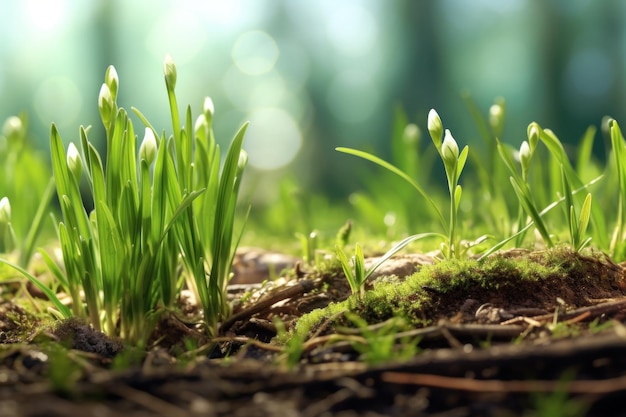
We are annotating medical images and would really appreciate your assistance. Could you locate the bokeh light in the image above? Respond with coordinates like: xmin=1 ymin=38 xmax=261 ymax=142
xmin=0 ymin=0 xmax=622 ymax=196
xmin=232 ymin=30 xmax=279 ymax=76
xmin=244 ymin=107 xmax=302 ymax=170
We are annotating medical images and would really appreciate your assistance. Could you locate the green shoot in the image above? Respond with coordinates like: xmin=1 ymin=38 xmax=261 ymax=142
xmin=427 ymin=109 xmax=469 ymax=258
xmin=561 ymin=166 xmax=593 ymax=252
xmin=345 ymin=313 xmax=420 ymax=365
xmin=336 ymin=232 xmax=440 ymax=299
xmin=610 ymin=120 xmax=626 ymax=259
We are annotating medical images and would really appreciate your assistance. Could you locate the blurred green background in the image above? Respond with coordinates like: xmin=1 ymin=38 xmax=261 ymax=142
xmin=0 ymin=0 xmax=624 ymax=206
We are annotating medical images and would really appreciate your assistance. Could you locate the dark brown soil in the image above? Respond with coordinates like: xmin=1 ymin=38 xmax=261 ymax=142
xmin=2 ymin=248 xmax=626 ymax=416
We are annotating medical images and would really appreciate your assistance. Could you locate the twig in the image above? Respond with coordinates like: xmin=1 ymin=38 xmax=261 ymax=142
xmin=107 ymin=384 xmax=190 ymax=417
xmin=220 ymin=279 xmax=315 ymax=333
xmin=382 ymin=372 xmax=626 ymax=394
xmin=501 ymin=298 xmax=626 ymax=326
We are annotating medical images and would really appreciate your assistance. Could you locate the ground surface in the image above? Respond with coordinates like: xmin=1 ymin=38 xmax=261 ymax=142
xmin=2 ymin=247 xmax=626 ymax=416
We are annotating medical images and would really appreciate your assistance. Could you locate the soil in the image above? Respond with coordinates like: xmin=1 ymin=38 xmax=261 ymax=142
xmin=2 ymin=247 xmax=626 ymax=416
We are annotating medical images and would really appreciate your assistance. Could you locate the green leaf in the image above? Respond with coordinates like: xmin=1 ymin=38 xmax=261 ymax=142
xmin=364 ymin=232 xmax=443 ymax=281
xmin=456 ymin=145 xmax=469 ymax=182
xmin=354 ymin=244 xmax=365 ymax=288
xmin=336 ymin=147 xmax=447 ymax=231
xmin=335 ymin=245 xmax=356 ymax=293
xmin=509 ymin=177 xmax=553 ymax=246
xmin=454 ymin=185 xmax=462 ymax=211
xmin=577 ymin=193 xmax=592 ymax=247
xmin=0 ymin=257 xmax=72 ymax=318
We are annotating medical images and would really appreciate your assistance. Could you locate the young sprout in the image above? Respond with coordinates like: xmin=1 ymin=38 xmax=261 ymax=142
xmin=336 ymin=233 xmax=439 ymax=299
xmin=428 ymin=110 xmax=469 ymax=259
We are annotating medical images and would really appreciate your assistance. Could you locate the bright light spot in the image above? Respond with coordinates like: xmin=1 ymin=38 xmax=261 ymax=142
xmin=326 ymin=3 xmax=378 ymax=57
xmin=181 ymin=0 xmax=270 ymax=30
xmin=384 ymin=212 xmax=397 ymax=227
xmin=22 ymin=0 xmax=68 ymax=33
xmin=564 ymin=49 xmax=613 ymax=98
xmin=34 ymin=77 xmax=82 ymax=128
xmin=327 ymin=71 xmax=380 ymax=123
xmin=245 ymin=108 xmax=302 ymax=170
xmin=232 ymin=31 xmax=279 ymax=75
xmin=146 ymin=10 xmax=206 ymax=64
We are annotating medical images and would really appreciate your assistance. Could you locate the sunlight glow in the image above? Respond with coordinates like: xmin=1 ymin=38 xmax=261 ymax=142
xmin=232 ymin=31 xmax=279 ymax=75
xmin=33 ymin=77 xmax=82 ymax=129
xmin=245 ymin=108 xmax=302 ymax=170
xmin=23 ymin=0 xmax=68 ymax=33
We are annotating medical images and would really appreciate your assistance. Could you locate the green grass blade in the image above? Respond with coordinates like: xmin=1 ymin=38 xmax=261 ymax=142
xmin=364 ymin=232 xmax=443 ymax=280
xmin=0 ymin=257 xmax=72 ymax=318
xmin=336 ymin=147 xmax=447 ymax=230
xmin=18 ymin=178 xmax=55 ymax=267
xmin=335 ymin=245 xmax=356 ymax=293
xmin=509 ymin=177 xmax=553 ymax=246
xmin=576 ymin=126 xmax=596 ymax=179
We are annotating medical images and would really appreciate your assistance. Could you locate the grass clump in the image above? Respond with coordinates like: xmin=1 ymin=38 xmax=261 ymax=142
xmin=1 ymin=56 xmax=248 ymax=344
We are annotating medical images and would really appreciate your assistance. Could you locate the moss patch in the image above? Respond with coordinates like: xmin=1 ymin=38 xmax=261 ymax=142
xmin=294 ymin=247 xmax=626 ymax=338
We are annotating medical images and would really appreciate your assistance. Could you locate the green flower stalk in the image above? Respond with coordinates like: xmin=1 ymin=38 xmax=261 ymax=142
xmin=438 ymin=128 xmax=468 ymax=258
xmin=428 ymin=109 xmax=468 ymax=258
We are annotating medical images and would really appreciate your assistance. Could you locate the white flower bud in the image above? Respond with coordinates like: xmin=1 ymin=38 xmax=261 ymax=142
xmin=527 ymin=122 xmax=540 ymax=151
xmin=105 ymin=65 xmax=119 ymax=101
xmin=163 ymin=55 xmax=177 ymax=90
xmin=428 ymin=109 xmax=444 ymax=145
xmin=139 ymin=128 xmax=158 ymax=165
xmin=489 ymin=103 xmax=504 ymax=133
xmin=403 ymin=123 xmax=420 ymax=145
xmin=442 ymin=129 xmax=459 ymax=163
xmin=98 ymin=83 xmax=114 ymax=127
xmin=66 ymin=142 xmax=82 ymax=180
xmin=519 ymin=141 xmax=531 ymax=171
xmin=2 ymin=116 xmax=23 ymax=142
xmin=0 ymin=197 xmax=10 ymax=225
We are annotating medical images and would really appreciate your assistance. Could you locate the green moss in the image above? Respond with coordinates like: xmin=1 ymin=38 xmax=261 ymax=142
xmin=292 ymin=247 xmax=620 ymax=339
